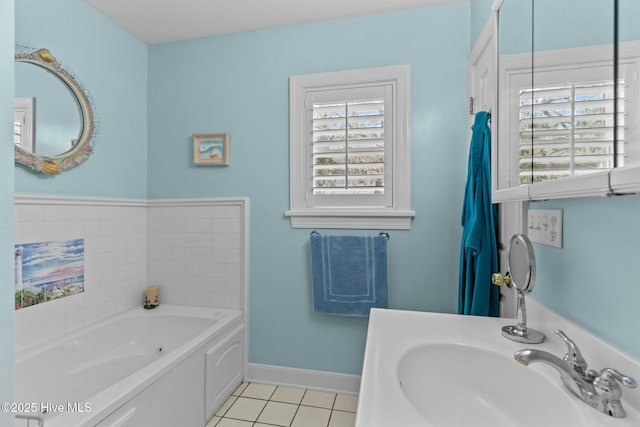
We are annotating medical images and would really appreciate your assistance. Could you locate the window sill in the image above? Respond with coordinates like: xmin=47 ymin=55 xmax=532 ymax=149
xmin=610 ymin=166 xmax=640 ymax=195
xmin=492 ymin=185 xmax=530 ymax=203
xmin=493 ymin=170 xmax=613 ymax=202
xmin=284 ymin=209 xmax=415 ymax=230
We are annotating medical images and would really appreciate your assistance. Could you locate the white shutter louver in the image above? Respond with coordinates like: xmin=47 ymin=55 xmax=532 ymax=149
xmin=14 ymin=119 xmax=22 ymax=147
xmin=312 ymin=98 xmax=385 ymax=195
xmin=518 ymin=80 xmax=624 ymax=184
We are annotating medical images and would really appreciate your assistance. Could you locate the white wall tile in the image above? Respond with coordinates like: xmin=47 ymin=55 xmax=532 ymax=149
xmin=147 ymin=200 xmax=246 ymax=311
xmin=14 ymin=197 xmax=246 ymax=353
xmin=13 ymin=198 xmax=149 ymax=352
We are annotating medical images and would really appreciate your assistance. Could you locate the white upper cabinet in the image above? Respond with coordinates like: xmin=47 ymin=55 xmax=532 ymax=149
xmin=610 ymin=0 xmax=640 ymax=194
xmin=493 ymin=0 xmax=640 ymax=202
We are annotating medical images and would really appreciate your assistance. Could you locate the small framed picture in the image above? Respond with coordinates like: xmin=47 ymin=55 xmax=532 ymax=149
xmin=193 ymin=133 xmax=230 ymax=165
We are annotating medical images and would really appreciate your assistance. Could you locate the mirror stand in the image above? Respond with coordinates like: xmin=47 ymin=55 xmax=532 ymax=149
xmin=494 ymin=234 xmax=545 ymax=344
xmin=502 ymin=289 xmax=544 ymax=344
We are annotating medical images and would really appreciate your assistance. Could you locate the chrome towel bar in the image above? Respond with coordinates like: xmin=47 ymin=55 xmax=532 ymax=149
xmin=310 ymin=230 xmax=390 ymax=240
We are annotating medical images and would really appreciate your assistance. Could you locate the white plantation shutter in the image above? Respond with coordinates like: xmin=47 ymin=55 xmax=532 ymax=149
xmin=497 ymin=44 xmax=640 ymax=200
xmin=312 ymin=98 xmax=385 ymax=194
xmin=519 ymin=81 xmax=622 ymax=184
xmin=287 ymin=65 xmax=413 ymax=229
xmin=517 ymin=65 xmax=625 ymax=184
xmin=306 ymin=85 xmax=393 ymax=207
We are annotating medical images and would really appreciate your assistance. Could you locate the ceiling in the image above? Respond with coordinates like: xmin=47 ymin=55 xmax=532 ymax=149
xmin=84 ymin=0 xmax=468 ymax=44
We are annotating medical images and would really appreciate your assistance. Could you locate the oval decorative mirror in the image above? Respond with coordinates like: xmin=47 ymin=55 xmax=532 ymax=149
xmin=14 ymin=47 xmax=96 ymax=175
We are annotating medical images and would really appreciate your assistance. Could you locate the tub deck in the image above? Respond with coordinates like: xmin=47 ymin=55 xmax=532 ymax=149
xmin=14 ymin=304 xmax=243 ymax=427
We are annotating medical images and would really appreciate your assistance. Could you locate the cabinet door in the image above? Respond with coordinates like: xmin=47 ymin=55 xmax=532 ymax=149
xmin=205 ymin=325 xmax=245 ymax=420
xmin=494 ymin=0 xmax=624 ymax=201
xmin=468 ymin=16 xmax=494 ymax=127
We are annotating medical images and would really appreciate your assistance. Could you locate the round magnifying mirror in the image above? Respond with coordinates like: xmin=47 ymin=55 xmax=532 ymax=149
xmin=507 ymin=234 xmax=536 ymax=293
xmin=503 ymin=233 xmax=543 ymax=344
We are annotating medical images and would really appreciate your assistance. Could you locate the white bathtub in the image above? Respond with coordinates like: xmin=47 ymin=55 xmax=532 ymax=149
xmin=14 ymin=304 xmax=245 ymax=427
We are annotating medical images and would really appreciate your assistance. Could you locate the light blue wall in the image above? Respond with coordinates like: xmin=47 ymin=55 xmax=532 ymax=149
xmin=148 ymin=4 xmax=472 ymax=374
xmin=498 ymin=0 xmax=615 ymax=55
xmin=470 ymin=0 xmax=494 ymax=44
xmin=14 ymin=0 xmax=148 ymax=199
xmin=498 ymin=1 xmax=534 ymax=56
xmin=534 ymin=0 xmax=614 ymax=51
xmin=0 ymin=0 xmax=15 ymax=424
xmin=531 ymin=196 xmax=640 ymax=360
xmin=619 ymin=0 xmax=640 ymax=42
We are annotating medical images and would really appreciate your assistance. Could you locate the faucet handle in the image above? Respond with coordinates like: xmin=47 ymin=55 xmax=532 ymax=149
xmin=555 ymin=330 xmax=588 ymax=373
xmin=597 ymin=368 xmax=637 ymax=390
xmin=593 ymin=368 xmax=637 ymax=418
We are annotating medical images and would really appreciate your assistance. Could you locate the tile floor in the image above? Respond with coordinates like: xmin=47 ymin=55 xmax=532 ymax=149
xmin=207 ymin=382 xmax=358 ymax=427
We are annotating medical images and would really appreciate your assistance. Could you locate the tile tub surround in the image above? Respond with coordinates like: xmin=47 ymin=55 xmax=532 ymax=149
xmin=147 ymin=198 xmax=247 ymax=310
xmin=13 ymin=195 xmax=148 ymax=353
xmin=210 ymin=382 xmax=358 ymax=427
xmin=13 ymin=195 xmax=248 ymax=353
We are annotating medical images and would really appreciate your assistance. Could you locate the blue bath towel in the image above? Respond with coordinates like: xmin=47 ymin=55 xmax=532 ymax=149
xmin=310 ymin=234 xmax=388 ymax=316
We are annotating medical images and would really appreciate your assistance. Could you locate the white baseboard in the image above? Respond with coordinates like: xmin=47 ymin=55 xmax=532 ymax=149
xmin=246 ymin=363 xmax=361 ymax=395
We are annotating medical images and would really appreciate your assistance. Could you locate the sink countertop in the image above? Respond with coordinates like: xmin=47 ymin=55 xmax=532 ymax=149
xmin=356 ymin=299 xmax=640 ymax=427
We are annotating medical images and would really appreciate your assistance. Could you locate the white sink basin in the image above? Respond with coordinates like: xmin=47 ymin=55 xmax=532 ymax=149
xmin=356 ymin=301 xmax=640 ymax=427
xmin=397 ymin=344 xmax=580 ymax=427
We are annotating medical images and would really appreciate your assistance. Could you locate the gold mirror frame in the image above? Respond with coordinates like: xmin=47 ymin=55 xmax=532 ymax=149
xmin=15 ymin=48 xmax=96 ymax=175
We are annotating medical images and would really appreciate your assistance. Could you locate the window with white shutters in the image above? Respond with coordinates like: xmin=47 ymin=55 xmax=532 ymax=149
xmin=287 ymin=65 xmax=414 ymax=229
xmin=306 ymin=85 xmax=392 ymax=208
xmin=312 ymin=97 xmax=386 ymax=196
xmin=496 ymin=42 xmax=640 ymax=200
xmin=518 ymin=79 xmax=623 ymax=184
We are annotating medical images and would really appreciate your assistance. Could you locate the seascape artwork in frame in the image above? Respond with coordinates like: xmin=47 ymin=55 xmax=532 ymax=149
xmin=193 ymin=133 xmax=230 ymax=165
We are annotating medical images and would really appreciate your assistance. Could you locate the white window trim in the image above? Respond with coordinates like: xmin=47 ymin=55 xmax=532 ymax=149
xmin=14 ymin=97 xmax=35 ymax=152
xmin=286 ymin=65 xmax=414 ymax=229
xmin=495 ymin=42 xmax=640 ymax=202
xmin=610 ymin=40 xmax=640 ymax=194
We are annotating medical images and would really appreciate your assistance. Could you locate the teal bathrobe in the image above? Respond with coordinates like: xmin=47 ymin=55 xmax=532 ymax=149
xmin=458 ymin=111 xmax=499 ymax=316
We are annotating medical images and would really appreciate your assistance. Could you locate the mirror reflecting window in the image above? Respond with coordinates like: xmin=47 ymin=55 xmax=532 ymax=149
xmin=14 ymin=47 xmax=96 ymax=175
xmin=15 ymin=61 xmax=82 ymax=157
xmin=494 ymin=0 xmax=631 ymax=200
xmin=13 ymin=97 xmax=34 ymax=152
xmin=529 ymin=0 xmax=616 ymax=184
xmin=616 ymin=0 xmax=640 ymax=170
xmin=496 ymin=0 xmax=533 ymax=192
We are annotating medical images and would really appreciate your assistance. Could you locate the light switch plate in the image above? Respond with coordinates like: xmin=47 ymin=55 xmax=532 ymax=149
xmin=527 ymin=209 xmax=563 ymax=248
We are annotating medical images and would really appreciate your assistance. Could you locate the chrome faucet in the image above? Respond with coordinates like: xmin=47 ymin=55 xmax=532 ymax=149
xmin=514 ymin=330 xmax=637 ymax=418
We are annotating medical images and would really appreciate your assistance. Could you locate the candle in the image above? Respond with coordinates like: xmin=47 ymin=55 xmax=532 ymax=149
xmin=146 ymin=285 xmax=158 ymax=305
